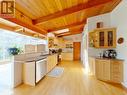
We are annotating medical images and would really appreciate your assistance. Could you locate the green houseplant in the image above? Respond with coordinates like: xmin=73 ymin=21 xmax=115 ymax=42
xmin=8 ymin=47 xmax=22 ymax=56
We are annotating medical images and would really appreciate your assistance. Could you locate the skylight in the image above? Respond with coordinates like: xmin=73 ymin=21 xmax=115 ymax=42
xmin=54 ymin=28 xmax=69 ymax=34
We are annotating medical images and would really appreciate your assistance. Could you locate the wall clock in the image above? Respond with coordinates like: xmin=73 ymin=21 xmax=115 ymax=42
xmin=117 ymin=37 xmax=124 ymax=44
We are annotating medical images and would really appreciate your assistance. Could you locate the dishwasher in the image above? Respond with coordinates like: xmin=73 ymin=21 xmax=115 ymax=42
xmin=36 ymin=58 xmax=47 ymax=83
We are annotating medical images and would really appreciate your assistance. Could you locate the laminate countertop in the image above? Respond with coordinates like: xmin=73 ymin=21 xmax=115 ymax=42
xmin=26 ymin=53 xmax=58 ymax=62
xmin=89 ymin=56 xmax=124 ymax=61
xmin=14 ymin=53 xmax=58 ymax=63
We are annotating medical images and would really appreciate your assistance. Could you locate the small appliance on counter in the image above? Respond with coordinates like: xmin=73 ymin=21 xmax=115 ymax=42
xmin=49 ymin=49 xmax=57 ymax=54
xmin=103 ymin=49 xmax=117 ymax=59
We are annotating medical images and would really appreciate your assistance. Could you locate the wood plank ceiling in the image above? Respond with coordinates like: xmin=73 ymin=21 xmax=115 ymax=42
xmin=3 ymin=0 xmax=121 ymax=37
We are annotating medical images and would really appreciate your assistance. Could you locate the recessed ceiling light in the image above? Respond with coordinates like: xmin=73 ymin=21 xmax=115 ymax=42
xmin=54 ymin=28 xmax=69 ymax=34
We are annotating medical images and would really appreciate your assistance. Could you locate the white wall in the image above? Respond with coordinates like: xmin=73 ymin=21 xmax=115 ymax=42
xmin=87 ymin=13 xmax=112 ymax=57
xmin=81 ymin=24 xmax=89 ymax=66
xmin=111 ymin=0 xmax=127 ymax=87
xmin=81 ymin=33 xmax=84 ymax=61
xmin=84 ymin=0 xmax=127 ymax=87
xmin=63 ymin=34 xmax=82 ymax=60
xmin=81 ymin=13 xmax=111 ymax=68
xmin=63 ymin=34 xmax=82 ymax=42
xmin=87 ymin=13 xmax=111 ymax=32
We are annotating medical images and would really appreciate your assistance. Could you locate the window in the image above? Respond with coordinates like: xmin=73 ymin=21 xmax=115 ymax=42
xmin=0 ymin=29 xmax=47 ymax=61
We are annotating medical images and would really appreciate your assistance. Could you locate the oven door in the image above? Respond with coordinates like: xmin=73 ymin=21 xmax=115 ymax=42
xmin=36 ymin=58 xmax=47 ymax=83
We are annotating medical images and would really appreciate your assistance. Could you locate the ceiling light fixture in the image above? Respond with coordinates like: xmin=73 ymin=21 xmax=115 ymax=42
xmin=54 ymin=28 xmax=69 ymax=34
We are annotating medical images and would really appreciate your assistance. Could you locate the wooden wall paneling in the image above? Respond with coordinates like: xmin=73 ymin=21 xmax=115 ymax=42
xmin=4 ymin=9 xmax=47 ymax=35
xmin=99 ymin=0 xmax=122 ymax=14
xmin=0 ymin=22 xmax=45 ymax=39
xmin=48 ymin=20 xmax=86 ymax=32
xmin=16 ymin=0 xmax=91 ymax=19
xmin=33 ymin=0 xmax=119 ymax=33
xmin=1 ymin=0 xmax=121 ymax=37
xmin=15 ymin=2 xmax=36 ymax=19
xmin=33 ymin=0 xmax=113 ymax=24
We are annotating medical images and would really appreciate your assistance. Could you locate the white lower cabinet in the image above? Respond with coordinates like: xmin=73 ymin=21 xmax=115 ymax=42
xmin=23 ymin=62 xmax=36 ymax=86
xmin=36 ymin=59 xmax=47 ymax=83
xmin=23 ymin=54 xmax=58 ymax=86
xmin=23 ymin=59 xmax=47 ymax=86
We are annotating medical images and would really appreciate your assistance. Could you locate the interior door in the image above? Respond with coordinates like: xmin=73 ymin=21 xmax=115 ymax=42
xmin=73 ymin=42 xmax=81 ymax=60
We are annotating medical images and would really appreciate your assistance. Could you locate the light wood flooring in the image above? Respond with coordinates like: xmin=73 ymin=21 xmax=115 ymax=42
xmin=0 ymin=61 xmax=127 ymax=95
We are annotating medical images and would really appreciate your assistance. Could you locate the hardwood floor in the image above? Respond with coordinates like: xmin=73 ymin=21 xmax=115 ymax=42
xmin=0 ymin=61 xmax=127 ymax=95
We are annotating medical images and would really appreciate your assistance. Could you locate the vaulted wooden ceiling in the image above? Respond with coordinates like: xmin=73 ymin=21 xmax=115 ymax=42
xmin=3 ymin=0 xmax=121 ymax=37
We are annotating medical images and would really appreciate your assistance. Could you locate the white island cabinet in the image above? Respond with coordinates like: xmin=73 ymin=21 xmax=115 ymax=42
xmin=23 ymin=58 xmax=47 ymax=86
xmin=23 ymin=61 xmax=36 ymax=86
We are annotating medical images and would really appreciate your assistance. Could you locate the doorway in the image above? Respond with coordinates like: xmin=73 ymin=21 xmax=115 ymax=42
xmin=73 ymin=42 xmax=81 ymax=60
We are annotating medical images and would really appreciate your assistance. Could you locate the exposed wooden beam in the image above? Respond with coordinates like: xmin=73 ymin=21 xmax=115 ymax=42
xmin=69 ymin=24 xmax=84 ymax=31
xmin=0 ymin=22 xmax=45 ymax=39
xmin=56 ymin=27 xmax=83 ymax=37
xmin=57 ymin=31 xmax=82 ymax=37
xmin=0 ymin=23 xmax=15 ymax=31
xmin=3 ymin=8 xmax=47 ymax=35
xmin=53 ymin=24 xmax=83 ymax=36
xmin=33 ymin=0 xmax=113 ymax=24
xmin=56 ymin=32 xmax=71 ymax=36
xmin=48 ymin=20 xmax=86 ymax=32
xmin=14 ymin=26 xmax=23 ymax=31
xmin=5 ymin=18 xmax=47 ymax=35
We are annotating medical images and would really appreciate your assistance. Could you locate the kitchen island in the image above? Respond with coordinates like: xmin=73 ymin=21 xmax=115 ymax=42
xmin=22 ymin=53 xmax=58 ymax=86
xmin=13 ymin=52 xmax=58 ymax=87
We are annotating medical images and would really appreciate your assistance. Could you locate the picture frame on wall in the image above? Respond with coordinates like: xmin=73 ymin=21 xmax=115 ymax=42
xmin=96 ymin=22 xmax=103 ymax=28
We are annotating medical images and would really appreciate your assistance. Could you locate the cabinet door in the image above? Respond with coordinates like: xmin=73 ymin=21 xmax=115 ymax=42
xmin=36 ymin=59 xmax=46 ymax=83
xmin=95 ymin=59 xmax=104 ymax=80
xmin=99 ymin=31 xmax=105 ymax=47
xmin=107 ymin=29 xmax=116 ymax=48
xmin=110 ymin=60 xmax=123 ymax=83
xmin=108 ymin=31 xmax=113 ymax=46
xmin=102 ymin=60 xmax=110 ymax=81
xmin=95 ymin=59 xmax=110 ymax=81
xmin=47 ymin=56 xmax=52 ymax=73
xmin=94 ymin=32 xmax=99 ymax=48
xmin=23 ymin=62 xmax=36 ymax=86
xmin=89 ymin=32 xmax=94 ymax=47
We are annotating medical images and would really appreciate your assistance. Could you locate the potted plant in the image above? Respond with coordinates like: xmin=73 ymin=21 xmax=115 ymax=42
xmin=8 ymin=47 xmax=22 ymax=56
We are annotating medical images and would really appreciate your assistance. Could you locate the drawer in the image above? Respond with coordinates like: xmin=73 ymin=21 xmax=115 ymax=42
xmin=111 ymin=76 xmax=123 ymax=82
xmin=111 ymin=72 xmax=123 ymax=82
xmin=111 ymin=69 xmax=121 ymax=73
xmin=111 ymin=73 xmax=121 ymax=77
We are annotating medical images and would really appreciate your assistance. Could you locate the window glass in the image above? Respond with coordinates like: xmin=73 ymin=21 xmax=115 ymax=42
xmin=0 ymin=29 xmax=47 ymax=61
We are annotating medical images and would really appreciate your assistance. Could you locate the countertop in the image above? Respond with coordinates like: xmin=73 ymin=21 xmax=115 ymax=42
xmin=14 ymin=53 xmax=58 ymax=63
xmin=62 ymin=52 xmax=73 ymax=53
xmin=26 ymin=53 xmax=58 ymax=62
xmin=25 ymin=56 xmax=47 ymax=62
xmin=89 ymin=56 xmax=124 ymax=61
